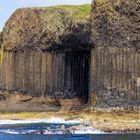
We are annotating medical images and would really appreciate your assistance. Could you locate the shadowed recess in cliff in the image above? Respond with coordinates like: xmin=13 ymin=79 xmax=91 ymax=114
xmin=43 ymin=21 xmax=92 ymax=51
xmin=47 ymin=50 xmax=90 ymax=103
xmin=42 ymin=20 xmax=92 ymax=103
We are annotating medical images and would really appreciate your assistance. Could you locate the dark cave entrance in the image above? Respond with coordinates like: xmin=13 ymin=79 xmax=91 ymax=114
xmin=52 ymin=50 xmax=90 ymax=103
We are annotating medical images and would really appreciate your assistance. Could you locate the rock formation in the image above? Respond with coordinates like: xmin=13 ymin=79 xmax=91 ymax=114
xmin=0 ymin=1 xmax=140 ymax=111
xmin=90 ymin=0 xmax=140 ymax=107
xmin=1 ymin=5 xmax=91 ymax=51
xmin=91 ymin=0 xmax=140 ymax=48
xmin=0 ymin=5 xmax=91 ymax=111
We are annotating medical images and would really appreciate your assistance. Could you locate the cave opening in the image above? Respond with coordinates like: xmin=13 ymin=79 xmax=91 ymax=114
xmin=52 ymin=50 xmax=90 ymax=103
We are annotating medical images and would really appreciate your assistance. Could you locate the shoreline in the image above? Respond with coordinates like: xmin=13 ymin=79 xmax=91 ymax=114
xmin=0 ymin=108 xmax=139 ymax=134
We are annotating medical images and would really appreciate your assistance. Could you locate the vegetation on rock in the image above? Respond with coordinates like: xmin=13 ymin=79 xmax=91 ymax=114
xmin=1 ymin=4 xmax=91 ymax=51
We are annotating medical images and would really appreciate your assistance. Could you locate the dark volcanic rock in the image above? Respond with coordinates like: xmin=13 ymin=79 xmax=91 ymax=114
xmin=0 ymin=1 xmax=140 ymax=110
xmin=1 ymin=5 xmax=91 ymax=51
xmin=91 ymin=0 xmax=140 ymax=48
xmin=90 ymin=0 xmax=140 ymax=108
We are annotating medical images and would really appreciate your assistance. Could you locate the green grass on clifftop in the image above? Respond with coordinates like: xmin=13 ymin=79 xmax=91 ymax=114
xmin=32 ymin=4 xmax=90 ymax=22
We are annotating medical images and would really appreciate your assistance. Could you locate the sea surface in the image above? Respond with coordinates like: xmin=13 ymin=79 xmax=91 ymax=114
xmin=0 ymin=118 xmax=139 ymax=140
xmin=0 ymin=134 xmax=140 ymax=140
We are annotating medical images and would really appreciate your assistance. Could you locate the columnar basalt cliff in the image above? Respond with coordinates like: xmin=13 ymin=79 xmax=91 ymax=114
xmin=0 ymin=5 xmax=91 ymax=111
xmin=0 ymin=1 xmax=140 ymax=111
xmin=90 ymin=0 xmax=140 ymax=107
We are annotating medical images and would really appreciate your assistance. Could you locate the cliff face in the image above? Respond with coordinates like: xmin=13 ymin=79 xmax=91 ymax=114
xmin=0 ymin=1 xmax=140 ymax=110
xmin=91 ymin=0 xmax=140 ymax=48
xmin=0 ymin=5 xmax=91 ymax=112
xmin=89 ymin=0 xmax=140 ymax=107
xmin=1 ymin=5 xmax=91 ymax=51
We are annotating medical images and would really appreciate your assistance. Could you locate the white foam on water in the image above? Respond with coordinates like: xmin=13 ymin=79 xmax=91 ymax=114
xmin=47 ymin=117 xmax=80 ymax=124
xmin=0 ymin=129 xmax=19 ymax=134
xmin=71 ymin=127 xmax=105 ymax=134
xmin=0 ymin=128 xmax=105 ymax=135
xmin=0 ymin=118 xmax=105 ymax=134
xmin=0 ymin=117 xmax=80 ymax=125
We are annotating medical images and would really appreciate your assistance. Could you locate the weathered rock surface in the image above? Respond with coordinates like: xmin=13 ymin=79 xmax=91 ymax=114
xmin=0 ymin=1 xmax=140 ymax=110
xmin=0 ymin=91 xmax=60 ymax=112
xmin=89 ymin=0 xmax=140 ymax=107
xmin=1 ymin=5 xmax=91 ymax=51
xmin=0 ymin=5 xmax=92 ymax=111
xmin=91 ymin=0 xmax=140 ymax=48
xmin=58 ymin=98 xmax=82 ymax=113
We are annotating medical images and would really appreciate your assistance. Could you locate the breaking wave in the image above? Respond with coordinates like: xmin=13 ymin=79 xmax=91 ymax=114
xmin=0 ymin=118 xmax=105 ymax=134
xmin=0 ymin=117 xmax=80 ymax=125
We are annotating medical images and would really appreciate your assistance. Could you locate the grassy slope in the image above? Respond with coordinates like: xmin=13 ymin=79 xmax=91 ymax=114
xmin=32 ymin=4 xmax=90 ymax=22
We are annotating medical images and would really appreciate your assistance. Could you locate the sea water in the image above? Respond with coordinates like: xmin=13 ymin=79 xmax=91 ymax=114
xmin=0 ymin=118 xmax=139 ymax=140
xmin=0 ymin=134 xmax=139 ymax=140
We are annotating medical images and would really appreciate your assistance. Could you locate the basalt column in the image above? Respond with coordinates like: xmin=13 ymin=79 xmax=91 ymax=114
xmin=89 ymin=47 xmax=140 ymax=107
xmin=48 ymin=51 xmax=90 ymax=103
